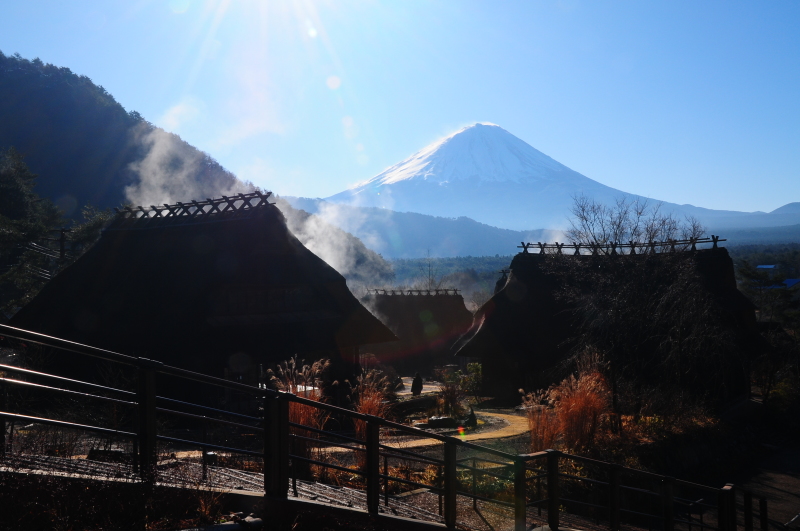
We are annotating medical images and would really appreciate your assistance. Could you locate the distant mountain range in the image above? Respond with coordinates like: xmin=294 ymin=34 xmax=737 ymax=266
xmin=283 ymin=196 xmax=800 ymax=258
xmin=281 ymin=196 xmax=559 ymax=259
xmin=326 ymin=123 xmax=800 ymax=233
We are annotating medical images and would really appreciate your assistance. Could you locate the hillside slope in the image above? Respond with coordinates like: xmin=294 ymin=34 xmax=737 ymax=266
xmin=0 ymin=51 xmax=243 ymax=217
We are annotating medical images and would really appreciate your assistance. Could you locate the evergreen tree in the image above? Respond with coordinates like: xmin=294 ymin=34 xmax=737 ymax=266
xmin=0 ymin=147 xmax=62 ymax=315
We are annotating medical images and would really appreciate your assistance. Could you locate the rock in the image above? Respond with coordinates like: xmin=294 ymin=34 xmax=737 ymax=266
xmin=428 ymin=416 xmax=456 ymax=429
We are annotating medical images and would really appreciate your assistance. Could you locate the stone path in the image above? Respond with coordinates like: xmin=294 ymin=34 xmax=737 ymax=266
xmin=382 ymin=411 xmax=529 ymax=450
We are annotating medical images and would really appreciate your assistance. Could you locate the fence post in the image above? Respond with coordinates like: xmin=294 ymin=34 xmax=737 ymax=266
xmin=727 ymin=484 xmax=737 ymax=531
xmin=444 ymin=440 xmax=457 ymax=529
xmin=719 ymin=484 xmax=735 ymax=531
xmin=472 ymin=457 xmax=477 ymax=511
xmin=719 ymin=486 xmax=728 ymax=531
xmin=743 ymin=491 xmax=753 ymax=531
xmin=264 ymin=392 xmax=289 ymax=498
xmin=662 ymin=477 xmax=674 ymax=531
xmin=201 ymin=420 xmax=208 ymax=481
xmin=759 ymin=498 xmax=768 ymax=531
xmin=514 ymin=456 xmax=527 ymax=531
xmin=609 ymin=463 xmax=621 ymax=531
xmin=366 ymin=420 xmax=380 ymax=515
xmin=136 ymin=363 xmax=158 ymax=481
xmin=547 ymin=450 xmax=560 ymax=531
xmin=384 ymin=455 xmax=389 ymax=507
xmin=0 ymin=377 xmax=6 ymax=460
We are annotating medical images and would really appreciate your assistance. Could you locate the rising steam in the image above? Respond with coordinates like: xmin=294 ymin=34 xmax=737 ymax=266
xmin=124 ymin=125 xmax=393 ymax=291
xmin=125 ymin=125 xmax=252 ymax=206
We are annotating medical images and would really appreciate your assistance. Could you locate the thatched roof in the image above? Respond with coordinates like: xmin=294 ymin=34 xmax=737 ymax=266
xmin=11 ymin=193 xmax=396 ymax=372
xmin=361 ymin=289 xmax=472 ymax=374
xmin=454 ymin=246 xmax=759 ymax=401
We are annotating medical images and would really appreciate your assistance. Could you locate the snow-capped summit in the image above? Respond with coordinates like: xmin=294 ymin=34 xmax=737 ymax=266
xmin=325 ymin=123 xmax=798 ymax=231
xmin=326 ymin=123 xmax=628 ymax=230
xmin=359 ymin=123 xmax=566 ymax=187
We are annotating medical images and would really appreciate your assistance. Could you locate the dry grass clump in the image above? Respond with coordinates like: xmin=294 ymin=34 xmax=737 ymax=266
xmin=267 ymin=356 xmax=331 ymax=479
xmin=351 ymin=369 xmax=393 ymax=444
xmin=551 ymin=371 xmax=610 ymax=450
xmin=521 ymin=355 xmax=612 ymax=452
xmin=437 ymin=380 xmax=466 ymax=417
xmin=267 ymin=355 xmax=330 ymax=430
xmin=349 ymin=369 xmax=394 ymax=472
xmin=521 ymin=389 xmax=560 ymax=452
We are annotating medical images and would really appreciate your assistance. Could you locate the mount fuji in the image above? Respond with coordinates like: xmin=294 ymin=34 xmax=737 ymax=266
xmin=325 ymin=123 xmax=800 ymax=232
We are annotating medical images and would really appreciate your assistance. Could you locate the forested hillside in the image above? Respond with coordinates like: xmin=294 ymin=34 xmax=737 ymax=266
xmin=0 ymin=51 xmax=240 ymax=216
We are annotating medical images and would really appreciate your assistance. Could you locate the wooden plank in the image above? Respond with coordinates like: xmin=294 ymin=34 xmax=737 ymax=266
xmin=444 ymin=441 xmax=457 ymax=529
xmin=547 ymin=450 xmax=560 ymax=531
xmin=366 ymin=421 xmax=380 ymax=514
xmin=137 ymin=367 xmax=157 ymax=482
xmin=514 ymin=457 xmax=527 ymax=531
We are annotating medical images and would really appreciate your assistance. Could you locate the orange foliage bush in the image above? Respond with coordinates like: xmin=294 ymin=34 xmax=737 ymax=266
xmin=521 ymin=355 xmax=611 ymax=452
xmin=523 ymin=402 xmax=560 ymax=452
xmin=551 ymin=372 xmax=610 ymax=450
xmin=267 ymin=356 xmax=330 ymax=479
xmin=351 ymin=369 xmax=392 ymax=469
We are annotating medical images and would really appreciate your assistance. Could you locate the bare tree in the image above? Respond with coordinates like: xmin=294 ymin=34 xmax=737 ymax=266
xmin=567 ymin=195 xmax=705 ymax=253
xmin=414 ymin=249 xmax=444 ymax=290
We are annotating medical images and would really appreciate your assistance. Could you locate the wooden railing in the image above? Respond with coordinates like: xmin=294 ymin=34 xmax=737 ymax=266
xmin=0 ymin=323 xmax=772 ymax=531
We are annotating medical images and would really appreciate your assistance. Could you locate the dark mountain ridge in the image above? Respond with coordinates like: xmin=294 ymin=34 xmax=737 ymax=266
xmin=0 ymin=50 xmax=239 ymax=216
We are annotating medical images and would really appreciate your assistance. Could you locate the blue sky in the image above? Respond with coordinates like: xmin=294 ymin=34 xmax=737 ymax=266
xmin=2 ymin=0 xmax=799 ymax=213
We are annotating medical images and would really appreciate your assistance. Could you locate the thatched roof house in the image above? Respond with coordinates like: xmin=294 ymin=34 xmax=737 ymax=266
xmin=11 ymin=192 xmax=395 ymax=388
xmin=454 ymin=244 xmax=759 ymax=405
xmin=361 ymin=289 xmax=473 ymax=375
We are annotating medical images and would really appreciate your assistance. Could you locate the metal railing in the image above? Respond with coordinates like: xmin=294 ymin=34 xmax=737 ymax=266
xmin=0 ymin=323 xmax=772 ymax=531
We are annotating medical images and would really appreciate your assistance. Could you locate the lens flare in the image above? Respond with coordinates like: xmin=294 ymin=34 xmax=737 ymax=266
xmin=305 ymin=20 xmax=318 ymax=38
xmin=168 ymin=0 xmax=190 ymax=14
xmin=458 ymin=426 xmax=466 ymax=440
xmin=326 ymin=75 xmax=341 ymax=90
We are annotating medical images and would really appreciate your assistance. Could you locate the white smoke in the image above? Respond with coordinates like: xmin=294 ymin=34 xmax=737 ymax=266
xmin=123 ymin=129 xmax=392 ymax=291
xmin=274 ymin=197 xmax=394 ymax=291
xmin=125 ymin=125 xmax=253 ymax=207
xmin=314 ymin=201 xmax=388 ymax=255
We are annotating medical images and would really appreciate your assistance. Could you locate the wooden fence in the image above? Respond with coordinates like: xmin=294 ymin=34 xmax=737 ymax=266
xmin=519 ymin=236 xmax=726 ymax=255
xmin=365 ymin=289 xmax=462 ymax=296
xmin=0 ymin=323 xmax=772 ymax=531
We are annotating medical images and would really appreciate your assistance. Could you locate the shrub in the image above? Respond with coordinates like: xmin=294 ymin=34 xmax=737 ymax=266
xmin=351 ymin=369 xmax=393 ymax=470
xmin=437 ymin=380 xmax=465 ymax=417
xmin=551 ymin=372 xmax=610 ymax=451
xmin=521 ymin=359 xmax=611 ymax=452
xmin=521 ymin=389 xmax=560 ymax=452
xmin=266 ymin=356 xmax=330 ymax=479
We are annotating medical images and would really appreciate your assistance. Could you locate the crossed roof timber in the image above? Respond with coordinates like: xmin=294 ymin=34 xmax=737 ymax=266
xmin=113 ymin=191 xmax=273 ymax=220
